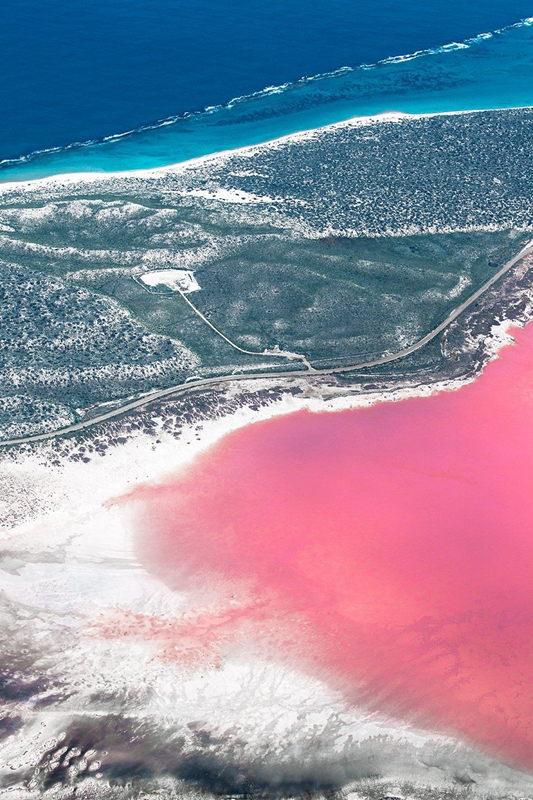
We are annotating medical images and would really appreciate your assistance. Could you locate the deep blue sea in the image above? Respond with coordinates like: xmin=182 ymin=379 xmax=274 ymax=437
xmin=2 ymin=0 xmax=533 ymax=181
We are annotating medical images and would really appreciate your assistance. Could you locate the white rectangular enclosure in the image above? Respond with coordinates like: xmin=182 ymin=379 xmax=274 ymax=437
xmin=139 ymin=269 xmax=200 ymax=293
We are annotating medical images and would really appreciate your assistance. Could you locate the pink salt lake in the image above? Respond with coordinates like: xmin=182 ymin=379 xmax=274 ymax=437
xmin=125 ymin=324 xmax=533 ymax=769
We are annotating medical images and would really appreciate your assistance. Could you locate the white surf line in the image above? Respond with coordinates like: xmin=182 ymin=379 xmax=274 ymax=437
xmin=2 ymin=13 xmax=532 ymax=181
xmin=173 ymin=283 xmax=315 ymax=369
xmin=1 ymin=239 xmax=532 ymax=448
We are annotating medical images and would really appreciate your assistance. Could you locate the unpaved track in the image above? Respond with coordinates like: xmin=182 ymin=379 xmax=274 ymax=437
xmin=2 ymin=239 xmax=532 ymax=447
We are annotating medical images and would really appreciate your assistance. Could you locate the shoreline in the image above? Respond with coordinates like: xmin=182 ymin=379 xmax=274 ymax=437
xmin=2 ymin=381 xmax=533 ymax=800
xmin=1 ymin=11 xmax=532 ymax=188
xmin=1 ymin=312 xmax=525 ymax=475
xmin=2 ymin=105 xmax=533 ymax=192
xmin=1 ymin=238 xmax=531 ymax=448
xmin=1 ymin=257 xmax=532 ymax=798
xmin=0 ymin=319 xmax=519 ymax=520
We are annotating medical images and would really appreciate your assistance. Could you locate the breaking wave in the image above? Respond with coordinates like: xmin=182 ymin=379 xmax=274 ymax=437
xmin=2 ymin=16 xmax=533 ymax=181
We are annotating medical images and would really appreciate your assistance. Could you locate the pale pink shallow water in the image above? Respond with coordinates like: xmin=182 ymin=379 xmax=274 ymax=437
xmin=127 ymin=325 xmax=533 ymax=769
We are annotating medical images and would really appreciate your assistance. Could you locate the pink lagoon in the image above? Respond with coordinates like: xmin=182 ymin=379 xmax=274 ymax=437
xmin=129 ymin=323 xmax=533 ymax=770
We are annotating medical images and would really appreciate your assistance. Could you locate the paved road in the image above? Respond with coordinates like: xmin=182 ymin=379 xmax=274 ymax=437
xmin=2 ymin=239 xmax=532 ymax=447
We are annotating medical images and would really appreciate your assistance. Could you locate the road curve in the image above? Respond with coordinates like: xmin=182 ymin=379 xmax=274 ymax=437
xmin=2 ymin=239 xmax=532 ymax=448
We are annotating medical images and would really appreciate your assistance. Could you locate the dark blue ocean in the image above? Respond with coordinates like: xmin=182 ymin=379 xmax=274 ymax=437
xmin=2 ymin=0 xmax=533 ymax=180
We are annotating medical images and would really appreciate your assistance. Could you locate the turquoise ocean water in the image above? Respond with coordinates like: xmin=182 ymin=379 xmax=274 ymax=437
xmin=2 ymin=14 xmax=533 ymax=182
